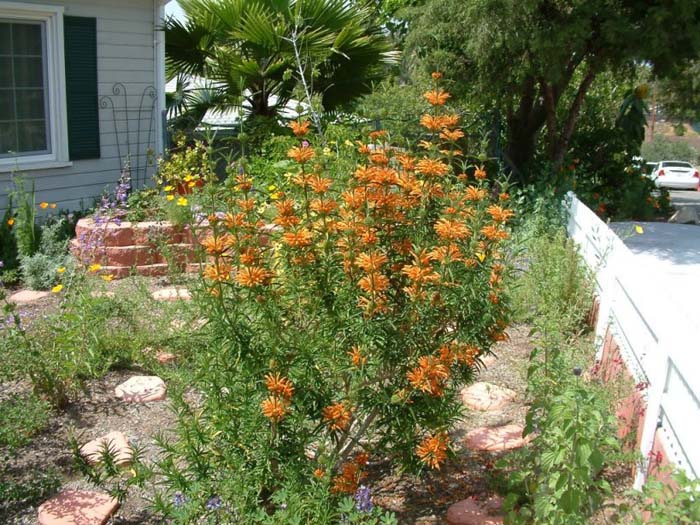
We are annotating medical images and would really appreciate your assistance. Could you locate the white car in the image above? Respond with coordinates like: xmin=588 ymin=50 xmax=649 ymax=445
xmin=651 ymin=161 xmax=700 ymax=190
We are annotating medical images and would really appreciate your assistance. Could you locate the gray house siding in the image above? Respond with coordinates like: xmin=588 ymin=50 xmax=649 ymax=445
xmin=0 ymin=0 xmax=164 ymax=214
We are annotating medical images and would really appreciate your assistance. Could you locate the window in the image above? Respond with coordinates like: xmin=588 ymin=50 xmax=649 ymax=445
xmin=0 ymin=20 xmax=50 ymax=157
xmin=0 ymin=3 xmax=68 ymax=171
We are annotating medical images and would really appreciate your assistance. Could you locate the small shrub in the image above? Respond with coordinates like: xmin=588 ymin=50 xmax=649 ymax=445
xmin=0 ymin=393 xmax=51 ymax=450
xmin=20 ymin=219 xmax=73 ymax=290
xmin=88 ymin=75 xmax=514 ymax=523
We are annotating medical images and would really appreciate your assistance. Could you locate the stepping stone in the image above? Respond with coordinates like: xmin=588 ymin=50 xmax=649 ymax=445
xmin=465 ymin=424 xmax=531 ymax=452
xmin=9 ymin=289 xmax=50 ymax=303
xmin=480 ymin=354 xmax=497 ymax=368
xmin=151 ymin=287 xmax=191 ymax=301
xmin=461 ymin=382 xmax=516 ymax=411
xmin=80 ymin=431 xmax=132 ymax=466
xmin=38 ymin=490 xmax=119 ymax=525
xmin=446 ymin=495 xmax=504 ymax=525
xmin=156 ymin=351 xmax=177 ymax=364
xmin=115 ymin=376 xmax=166 ymax=402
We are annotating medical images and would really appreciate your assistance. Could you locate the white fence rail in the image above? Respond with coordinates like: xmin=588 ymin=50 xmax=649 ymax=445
xmin=566 ymin=192 xmax=700 ymax=486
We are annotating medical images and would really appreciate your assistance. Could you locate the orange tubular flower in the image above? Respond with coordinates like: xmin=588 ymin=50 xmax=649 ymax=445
xmin=358 ymin=272 xmax=390 ymax=294
xmin=369 ymin=151 xmax=390 ymax=165
xmin=224 ymin=212 xmax=247 ymax=229
xmin=309 ymin=175 xmax=332 ymax=194
xmin=234 ymin=174 xmax=254 ymax=192
xmin=287 ymin=146 xmax=315 ymax=164
xmin=201 ymin=234 xmax=235 ymax=255
xmin=368 ymin=130 xmax=387 ymax=141
xmin=416 ymin=432 xmax=449 ymax=469
xmin=348 ymin=346 xmax=367 ymax=367
xmin=420 ymin=114 xmax=445 ymax=131
xmin=323 ymin=402 xmax=352 ymax=431
xmin=407 ymin=356 xmax=450 ymax=396
xmin=332 ymin=462 xmax=362 ymax=494
xmin=261 ymin=396 xmax=288 ymax=422
xmin=313 ymin=468 xmax=325 ymax=479
xmin=289 ymin=120 xmax=311 ymax=137
xmin=487 ymin=205 xmax=515 ymax=223
xmin=440 ymin=114 xmax=460 ymax=129
xmin=401 ymin=263 xmax=440 ymax=286
xmin=356 ymin=142 xmax=371 ymax=155
xmin=439 ymin=128 xmax=464 ymax=142
xmin=265 ymin=373 xmax=295 ymax=399
xmin=431 ymin=71 xmax=443 ymax=80
xmin=396 ymin=154 xmax=416 ymax=171
xmin=355 ymin=452 xmax=369 ymax=466
xmin=423 ymin=89 xmax=451 ymax=106
xmin=355 ymin=251 xmax=388 ymax=273
xmin=310 ymin=198 xmax=338 ymax=215
xmin=202 ymin=261 xmax=233 ymax=282
xmin=416 ymin=158 xmax=449 ymax=177
xmin=474 ymin=166 xmax=487 ymax=180
xmin=465 ymin=185 xmax=488 ymax=202
xmin=239 ymin=247 xmax=260 ymax=266
xmin=428 ymin=244 xmax=462 ymax=263
xmin=283 ymin=228 xmax=313 ymax=248
xmin=234 ymin=266 xmax=272 ymax=287
xmin=481 ymin=225 xmax=510 ymax=241
xmin=434 ymin=218 xmax=471 ymax=241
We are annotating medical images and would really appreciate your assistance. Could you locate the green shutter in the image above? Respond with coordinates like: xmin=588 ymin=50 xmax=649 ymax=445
xmin=64 ymin=16 xmax=100 ymax=160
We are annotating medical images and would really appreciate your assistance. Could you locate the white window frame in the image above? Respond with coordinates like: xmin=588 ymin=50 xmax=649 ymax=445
xmin=0 ymin=1 xmax=70 ymax=172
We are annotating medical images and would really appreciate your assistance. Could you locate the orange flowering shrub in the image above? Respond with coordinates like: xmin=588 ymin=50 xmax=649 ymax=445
xmin=157 ymin=76 xmax=513 ymax=520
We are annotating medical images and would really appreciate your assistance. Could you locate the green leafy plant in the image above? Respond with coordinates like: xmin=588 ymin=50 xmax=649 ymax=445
xmin=9 ymin=177 xmax=40 ymax=258
xmin=624 ymin=469 xmax=700 ymax=524
xmin=0 ymin=393 xmax=51 ymax=450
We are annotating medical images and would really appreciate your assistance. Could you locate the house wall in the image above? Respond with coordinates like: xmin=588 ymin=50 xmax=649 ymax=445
xmin=0 ymin=0 xmax=163 ymax=214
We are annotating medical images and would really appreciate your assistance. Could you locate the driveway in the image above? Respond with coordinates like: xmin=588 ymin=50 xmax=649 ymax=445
xmin=611 ymin=222 xmax=700 ymax=319
xmin=669 ymin=189 xmax=700 ymax=206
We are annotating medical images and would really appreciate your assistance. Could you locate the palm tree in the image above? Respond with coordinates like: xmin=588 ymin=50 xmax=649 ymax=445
xmin=164 ymin=0 xmax=399 ymax=126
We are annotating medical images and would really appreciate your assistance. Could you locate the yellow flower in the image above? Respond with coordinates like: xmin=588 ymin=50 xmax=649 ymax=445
xmin=187 ymin=181 xmax=196 ymax=188
xmin=166 ymin=194 xmax=175 ymax=201
xmin=177 ymin=197 xmax=188 ymax=206
xmin=101 ymin=274 xmax=114 ymax=282
xmin=56 ymin=266 xmax=66 ymax=274
xmin=323 ymin=147 xmax=332 ymax=156
xmin=344 ymin=139 xmax=354 ymax=147
xmin=476 ymin=252 xmax=486 ymax=263
xmin=164 ymin=185 xmax=174 ymax=191
xmin=270 ymin=192 xmax=282 ymax=200
xmin=184 ymin=174 xmax=193 ymax=182
xmin=39 ymin=202 xmax=49 ymax=209
xmin=268 ymin=184 xmax=276 ymax=191
xmin=51 ymin=284 xmax=63 ymax=293
xmin=50 ymin=203 xmax=57 ymax=209
xmin=635 ymin=225 xmax=644 ymax=235
xmin=7 ymin=218 xmax=14 ymax=226
xmin=88 ymin=263 xmax=102 ymax=273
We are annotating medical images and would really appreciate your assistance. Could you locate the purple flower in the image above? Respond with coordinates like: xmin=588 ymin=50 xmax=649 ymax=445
xmin=301 ymin=140 xmax=310 ymax=148
xmin=354 ymin=485 xmax=373 ymax=513
xmin=206 ymin=495 xmax=222 ymax=510
xmin=173 ymin=491 xmax=187 ymax=507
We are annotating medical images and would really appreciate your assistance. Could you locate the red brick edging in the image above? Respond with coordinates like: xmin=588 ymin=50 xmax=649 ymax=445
xmin=71 ymin=218 xmax=202 ymax=278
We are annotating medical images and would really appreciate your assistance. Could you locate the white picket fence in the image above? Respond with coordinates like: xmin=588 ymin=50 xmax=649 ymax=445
xmin=565 ymin=192 xmax=700 ymax=487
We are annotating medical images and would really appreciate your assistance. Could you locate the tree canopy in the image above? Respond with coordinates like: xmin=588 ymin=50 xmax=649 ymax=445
xmin=403 ymin=0 xmax=700 ymax=181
